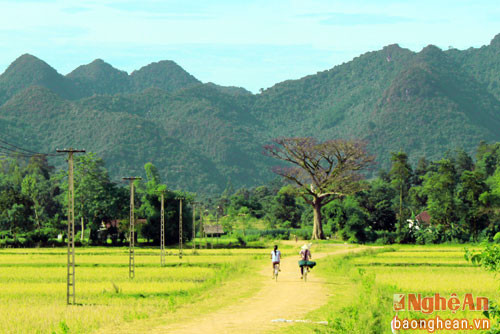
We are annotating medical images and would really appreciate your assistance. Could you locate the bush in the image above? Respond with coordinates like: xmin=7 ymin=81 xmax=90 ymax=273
xmin=25 ymin=228 xmax=59 ymax=246
xmin=413 ymin=226 xmax=440 ymax=244
xmin=236 ymin=236 xmax=247 ymax=247
xmin=0 ymin=228 xmax=63 ymax=248
xmin=374 ymin=230 xmax=397 ymax=244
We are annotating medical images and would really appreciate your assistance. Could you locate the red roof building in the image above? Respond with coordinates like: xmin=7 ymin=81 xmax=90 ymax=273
xmin=415 ymin=211 xmax=431 ymax=225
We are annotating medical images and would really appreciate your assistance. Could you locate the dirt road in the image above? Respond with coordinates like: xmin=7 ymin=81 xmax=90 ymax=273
xmin=146 ymin=245 xmax=362 ymax=334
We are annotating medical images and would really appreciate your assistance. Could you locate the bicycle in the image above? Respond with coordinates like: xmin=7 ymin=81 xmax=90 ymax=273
xmin=303 ymin=265 xmax=309 ymax=282
xmin=273 ymin=263 xmax=280 ymax=282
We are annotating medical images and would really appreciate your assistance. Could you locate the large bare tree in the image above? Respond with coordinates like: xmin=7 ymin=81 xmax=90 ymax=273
xmin=264 ymin=138 xmax=374 ymax=239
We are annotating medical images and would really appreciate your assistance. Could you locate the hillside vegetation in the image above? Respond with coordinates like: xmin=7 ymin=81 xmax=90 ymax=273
xmin=1 ymin=33 xmax=500 ymax=193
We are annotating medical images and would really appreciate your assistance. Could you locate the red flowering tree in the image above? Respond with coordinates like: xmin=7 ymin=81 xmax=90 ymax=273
xmin=264 ymin=138 xmax=373 ymax=239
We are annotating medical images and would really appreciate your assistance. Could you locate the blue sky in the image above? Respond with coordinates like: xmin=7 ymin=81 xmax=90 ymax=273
xmin=0 ymin=0 xmax=499 ymax=93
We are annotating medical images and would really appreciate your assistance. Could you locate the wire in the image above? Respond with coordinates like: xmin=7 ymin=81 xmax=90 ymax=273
xmin=0 ymin=138 xmax=47 ymax=155
xmin=0 ymin=137 xmax=64 ymax=158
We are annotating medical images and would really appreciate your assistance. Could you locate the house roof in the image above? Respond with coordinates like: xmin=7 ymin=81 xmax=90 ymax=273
xmin=203 ymin=224 xmax=224 ymax=234
xmin=415 ymin=211 xmax=431 ymax=224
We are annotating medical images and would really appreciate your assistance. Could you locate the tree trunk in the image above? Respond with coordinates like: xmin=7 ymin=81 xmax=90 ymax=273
xmin=81 ymin=217 xmax=84 ymax=242
xmin=397 ymin=184 xmax=403 ymax=236
xmin=34 ymin=206 xmax=41 ymax=230
xmin=311 ymin=198 xmax=325 ymax=240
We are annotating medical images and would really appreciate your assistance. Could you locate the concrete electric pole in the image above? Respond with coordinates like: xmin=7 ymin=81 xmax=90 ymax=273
xmin=123 ymin=177 xmax=142 ymax=278
xmin=57 ymin=148 xmax=85 ymax=305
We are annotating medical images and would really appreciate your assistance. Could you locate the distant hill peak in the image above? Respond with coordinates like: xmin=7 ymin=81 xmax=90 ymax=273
xmin=90 ymin=58 xmax=106 ymax=64
xmin=205 ymin=82 xmax=253 ymax=96
xmin=415 ymin=44 xmax=450 ymax=66
xmin=383 ymin=43 xmax=402 ymax=51
xmin=13 ymin=53 xmax=41 ymax=62
xmin=491 ymin=33 xmax=500 ymax=47
xmin=67 ymin=58 xmax=127 ymax=79
xmin=133 ymin=59 xmax=175 ymax=70
xmin=130 ymin=59 xmax=200 ymax=93
xmin=13 ymin=53 xmax=43 ymax=63
xmin=420 ymin=44 xmax=443 ymax=54
xmin=2 ymin=53 xmax=56 ymax=76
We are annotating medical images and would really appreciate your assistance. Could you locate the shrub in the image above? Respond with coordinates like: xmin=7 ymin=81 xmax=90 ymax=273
xmin=374 ymin=230 xmax=397 ymax=244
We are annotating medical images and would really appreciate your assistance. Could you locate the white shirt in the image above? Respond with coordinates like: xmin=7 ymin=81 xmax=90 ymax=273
xmin=271 ymin=250 xmax=281 ymax=262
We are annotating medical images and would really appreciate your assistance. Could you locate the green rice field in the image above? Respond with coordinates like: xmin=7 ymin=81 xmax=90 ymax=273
xmin=280 ymin=244 xmax=500 ymax=334
xmin=2 ymin=244 xmax=499 ymax=334
xmin=0 ymin=247 xmax=268 ymax=334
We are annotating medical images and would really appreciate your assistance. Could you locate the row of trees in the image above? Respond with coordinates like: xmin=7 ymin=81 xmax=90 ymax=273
xmin=0 ymin=154 xmax=192 ymax=246
xmin=212 ymin=140 xmax=500 ymax=244
xmin=2 ymin=138 xmax=500 ymax=245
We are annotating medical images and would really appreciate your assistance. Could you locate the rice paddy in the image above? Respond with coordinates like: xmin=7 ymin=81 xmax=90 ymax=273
xmin=279 ymin=244 xmax=500 ymax=334
xmin=0 ymin=247 xmax=268 ymax=334
xmin=2 ymin=244 xmax=499 ymax=334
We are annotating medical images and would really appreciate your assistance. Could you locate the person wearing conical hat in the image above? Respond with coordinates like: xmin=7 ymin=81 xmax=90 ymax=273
xmin=298 ymin=243 xmax=315 ymax=279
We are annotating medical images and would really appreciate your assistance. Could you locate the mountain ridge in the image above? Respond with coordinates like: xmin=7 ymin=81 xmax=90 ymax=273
xmin=1 ymin=34 xmax=500 ymax=194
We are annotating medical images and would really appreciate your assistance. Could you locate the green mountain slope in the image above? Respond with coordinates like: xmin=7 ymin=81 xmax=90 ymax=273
xmin=0 ymin=86 xmax=227 ymax=192
xmin=367 ymin=45 xmax=500 ymax=165
xmin=67 ymin=59 xmax=130 ymax=97
xmin=447 ymin=33 xmax=500 ymax=99
xmin=1 ymin=33 xmax=500 ymax=193
xmin=0 ymin=54 xmax=78 ymax=104
xmin=129 ymin=60 xmax=200 ymax=93
xmin=251 ymin=37 xmax=500 ymax=169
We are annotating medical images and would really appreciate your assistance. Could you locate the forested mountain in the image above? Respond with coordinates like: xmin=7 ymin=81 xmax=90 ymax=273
xmin=1 ymin=33 xmax=500 ymax=194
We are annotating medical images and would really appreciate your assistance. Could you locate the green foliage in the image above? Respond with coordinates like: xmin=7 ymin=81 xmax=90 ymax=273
xmin=422 ymin=159 xmax=458 ymax=227
xmin=0 ymin=156 xmax=62 ymax=237
xmin=136 ymin=162 xmax=193 ymax=245
xmin=3 ymin=35 xmax=500 ymax=194
xmin=3 ymin=35 xmax=500 ymax=242
xmin=358 ymin=178 xmax=397 ymax=232
xmin=265 ymin=185 xmax=304 ymax=228
xmin=324 ymin=197 xmax=371 ymax=243
xmin=390 ymin=151 xmax=413 ymax=239
xmin=465 ymin=242 xmax=500 ymax=333
xmin=57 ymin=153 xmax=127 ymax=244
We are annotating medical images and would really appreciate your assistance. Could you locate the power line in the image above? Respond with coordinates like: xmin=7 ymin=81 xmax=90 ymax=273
xmin=0 ymin=136 xmax=64 ymax=157
xmin=0 ymin=138 xmax=49 ymax=155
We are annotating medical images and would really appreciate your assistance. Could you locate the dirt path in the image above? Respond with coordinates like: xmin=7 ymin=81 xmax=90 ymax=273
xmin=145 ymin=246 xmax=364 ymax=334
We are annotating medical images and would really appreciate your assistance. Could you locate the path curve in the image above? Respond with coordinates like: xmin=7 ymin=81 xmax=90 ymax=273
xmin=148 ymin=246 xmax=364 ymax=334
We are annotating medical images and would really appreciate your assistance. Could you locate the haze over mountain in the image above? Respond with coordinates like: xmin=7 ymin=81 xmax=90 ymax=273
xmin=1 ymin=33 xmax=500 ymax=194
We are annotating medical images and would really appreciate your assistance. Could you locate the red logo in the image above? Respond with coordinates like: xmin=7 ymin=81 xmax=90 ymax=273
xmin=394 ymin=294 xmax=405 ymax=311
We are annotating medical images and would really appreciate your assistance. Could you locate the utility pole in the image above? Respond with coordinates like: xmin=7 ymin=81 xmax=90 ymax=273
xmin=57 ymin=148 xmax=85 ymax=305
xmin=123 ymin=177 xmax=142 ymax=278
xmin=179 ymin=198 xmax=183 ymax=259
xmin=192 ymin=202 xmax=199 ymax=250
xmin=202 ymin=208 xmax=207 ymax=249
xmin=160 ymin=191 xmax=166 ymax=266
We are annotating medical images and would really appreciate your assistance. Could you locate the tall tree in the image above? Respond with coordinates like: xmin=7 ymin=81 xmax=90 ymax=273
xmin=422 ymin=159 xmax=458 ymax=229
xmin=137 ymin=162 xmax=194 ymax=244
xmin=266 ymin=185 xmax=303 ymax=228
xmin=358 ymin=178 xmax=397 ymax=232
xmin=58 ymin=153 xmax=126 ymax=242
xmin=389 ymin=151 xmax=413 ymax=238
xmin=264 ymin=138 xmax=373 ymax=239
xmin=457 ymin=170 xmax=488 ymax=240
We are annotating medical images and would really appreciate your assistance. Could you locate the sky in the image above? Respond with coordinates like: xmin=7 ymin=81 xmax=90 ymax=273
xmin=0 ymin=0 xmax=499 ymax=93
